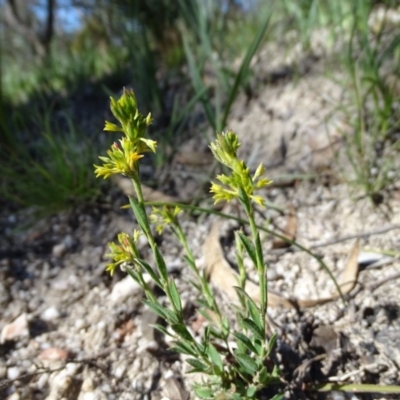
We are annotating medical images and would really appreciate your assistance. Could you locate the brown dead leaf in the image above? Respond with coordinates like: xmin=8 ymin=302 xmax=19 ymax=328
xmin=162 ymin=377 xmax=190 ymax=400
xmin=115 ymin=319 xmax=135 ymax=343
xmin=204 ymin=219 xmax=360 ymax=309
xmin=174 ymin=150 xmax=214 ymax=167
xmin=112 ymin=176 xmax=181 ymax=203
xmin=204 ymin=220 xmax=294 ymax=308
xmin=337 ymin=240 xmax=360 ymax=294
xmin=272 ymin=204 xmax=297 ymax=249
xmin=38 ymin=347 xmax=70 ymax=361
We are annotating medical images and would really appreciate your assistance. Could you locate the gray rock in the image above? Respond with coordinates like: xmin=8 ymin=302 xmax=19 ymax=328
xmin=52 ymin=243 xmax=67 ymax=258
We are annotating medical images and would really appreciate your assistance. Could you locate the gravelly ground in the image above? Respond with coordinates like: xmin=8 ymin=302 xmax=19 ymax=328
xmin=2 ymin=31 xmax=400 ymax=400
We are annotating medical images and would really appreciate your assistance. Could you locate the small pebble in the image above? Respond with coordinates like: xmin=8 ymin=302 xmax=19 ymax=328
xmin=1 ymin=313 xmax=29 ymax=343
xmin=52 ymin=243 xmax=67 ymax=258
xmin=63 ymin=235 xmax=75 ymax=249
xmin=75 ymin=318 xmax=87 ymax=330
xmin=38 ymin=347 xmax=69 ymax=361
xmin=41 ymin=306 xmax=60 ymax=321
xmin=7 ymin=366 xmax=21 ymax=380
xmin=110 ymin=275 xmax=148 ymax=303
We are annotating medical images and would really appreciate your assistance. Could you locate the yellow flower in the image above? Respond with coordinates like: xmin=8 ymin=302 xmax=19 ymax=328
xmin=150 ymin=206 xmax=182 ymax=234
xmin=209 ymin=131 xmax=272 ymax=207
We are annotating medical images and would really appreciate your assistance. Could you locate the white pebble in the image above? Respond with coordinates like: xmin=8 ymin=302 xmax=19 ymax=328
xmin=41 ymin=306 xmax=60 ymax=321
xmin=52 ymin=243 xmax=67 ymax=258
xmin=74 ymin=318 xmax=86 ymax=330
xmin=1 ymin=313 xmax=29 ymax=343
xmin=110 ymin=274 xmax=150 ymax=303
xmin=7 ymin=366 xmax=20 ymax=380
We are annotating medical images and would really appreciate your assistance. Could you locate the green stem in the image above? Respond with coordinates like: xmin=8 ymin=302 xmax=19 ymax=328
xmin=174 ymin=222 xmax=227 ymax=339
xmin=247 ymin=206 xmax=267 ymax=360
xmin=145 ymin=201 xmax=345 ymax=303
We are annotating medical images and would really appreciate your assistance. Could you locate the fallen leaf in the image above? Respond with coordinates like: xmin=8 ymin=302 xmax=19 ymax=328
xmin=162 ymin=377 xmax=190 ymax=400
xmin=38 ymin=348 xmax=70 ymax=361
xmin=272 ymin=204 xmax=297 ymax=249
xmin=174 ymin=150 xmax=214 ymax=167
xmin=112 ymin=176 xmax=180 ymax=203
xmin=115 ymin=319 xmax=135 ymax=343
xmin=1 ymin=313 xmax=29 ymax=343
xmin=204 ymin=218 xmax=360 ymax=310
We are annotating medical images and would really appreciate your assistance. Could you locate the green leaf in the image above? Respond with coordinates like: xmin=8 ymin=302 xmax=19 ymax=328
xmin=253 ymin=338 xmax=263 ymax=357
xmin=194 ymin=386 xmax=214 ymax=399
xmin=143 ymin=300 xmax=179 ymax=324
xmin=129 ymin=197 xmax=149 ymax=234
xmin=242 ymin=318 xmax=264 ymax=342
xmin=197 ymin=298 xmax=213 ymax=311
xmin=170 ymin=340 xmax=197 ymax=357
xmin=236 ymin=338 xmax=247 ymax=354
xmin=237 ymin=231 xmax=257 ymax=266
xmin=168 ymin=278 xmax=182 ymax=313
xmin=254 ymin=232 xmax=264 ymax=266
xmin=171 ymin=324 xmax=193 ymax=342
xmin=182 ymin=35 xmax=216 ymax=130
xmin=197 ymin=308 xmax=215 ymax=324
xmin=209 ymin=325 xmax=226 ymax=341
xmin=270 ymin=394 xmax=284 ymax=400
xmin=204 ymin=325 xmax=211 ymax=346
xmin=154 ymin=245 xmax=168 ymax=283
xmin=189 ymin=279 xmax=201 ymax=293
xmin=246 ymin=385 xmax=257 ymax=398
xmin=207 ymin=344 xmax=224 ymax=376
xmin=258 ymin=366 xmax=270 ymax=384
xmin=268 ymin=332 xmax=278 ymax=356
xmin=186 ymin=358 xmax=209 ymax=372
xmin=234 ymin=287 xmax=262 ymax=330
xmin=233 ymin=332 xmax=258 ymax=355
xmin=126 ymin=268 xmax=141 ymax=284
xmin=183 ymin=254 xmax=196 ymax=270
xmin=234 ymin=351 xmax=258 ymax=375
xmin=151 ymin=323 xmax=171 ymax=337
xmin=221 ymin=316 xmax=230 ymax=338
xmin=221 ymin=0 xmax=272 ymax=128
xmin=135 ymin=259 xmax=162 ymax=288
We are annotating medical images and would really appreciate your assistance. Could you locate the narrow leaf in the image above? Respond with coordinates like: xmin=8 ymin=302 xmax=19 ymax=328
xmin=126 ymin=268 xmax=141 ymax=284
xmin=242 ymin=318 xmax=264 ymax=342
xmin=171 ymin=324 xmax=193 ymax=342
xmin=151 ymin=323 xmax=171 ymax=337
xmin=246 ymin=386 xmax=257 ymax=398
xmin=233 ymin=332 xmax=258 ymax=355
xmin=207 ymin=343 xmax=223 ymax=376
xmin=186 ymin=358 xmax=209 ymax=372
xmin=234 ymin=351 xmax=258 ymax=375
xmin=135 ymin=259 xmax=162 ymax=288
xmin=254 ymin=232 xmax=264 ymax=266
xmin=270 ymin=394 xmax=284 ymax=400
xmin=170 ymin=340 xmax=197 ymax=357
xmin=234 ymin=286 xmax=262 ymax=330
xmin=168 ymin=278 xmax=182 ymax=313
xmin=143 ymin=300 xmax=179 ymax=324
xmin=129 ymin=197 xmax=149 ymax=234
xmin=237 ymin=231 xmax=257 ymax=266
xmin=268 ymin=332 xmax=278 ymax=356
xmin=194 ymin=386 xmax=213 ymax=399
xmin=154 ymin=245 xmax=168 ymax=283
xmin=222 ymin=7 xmax=272 ymax=128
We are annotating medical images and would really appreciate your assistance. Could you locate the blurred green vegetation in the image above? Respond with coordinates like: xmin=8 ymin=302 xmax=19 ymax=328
xmin=1 ymin=0 xmax=400 ymax=218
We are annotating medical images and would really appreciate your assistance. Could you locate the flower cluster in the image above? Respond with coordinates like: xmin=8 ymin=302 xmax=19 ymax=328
xmin=94 ymin=88 xmax=156 ymax=179
xmin=105 ymin=230 xmax=141 ymax=275
xmin=209 ymin=130 xmax=272 ymax=207
xmin=150 ymin=206 xmax=182 ymax=234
